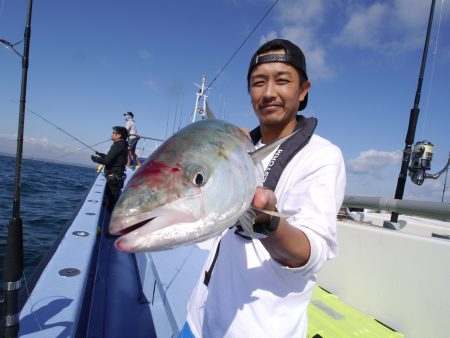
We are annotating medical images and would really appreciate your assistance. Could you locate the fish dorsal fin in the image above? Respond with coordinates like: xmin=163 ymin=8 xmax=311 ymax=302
xmin=248 ymin=130 xmax=298 ymax=165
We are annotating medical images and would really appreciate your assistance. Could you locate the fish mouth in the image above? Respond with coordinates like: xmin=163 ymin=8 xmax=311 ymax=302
xmin=118 ymin=219 xmax=149 ymax=235
xmin=109 ymin=206 xmax=197 ymax=237
xmin=110 ymin=206 xmax=199 ymax=253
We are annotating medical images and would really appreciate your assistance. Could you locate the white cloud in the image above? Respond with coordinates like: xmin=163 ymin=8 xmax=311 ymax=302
xmin=0 ymin=134 xmax=96 ymax=167
xmin=333 ymin=0 xmax=446 ymax=53
xmin=404 ymin=176 xmax=449 ymax=202
xmin=263 ymin=0 xmax=449 ymax=81
xmin=275 ymin=0 xmax=325 ymax=26
xmin=394 ymin=0 xmax=439 ymax=28
xmin=347 ymin=149 xmax=402 ymax=175
xmin=259 ymin=30 xmax=278 ymax=45
xmin=346 ymin=148 xmax=449 ymax=202
xmin=267 ymin=0 xmax=332 ymax=81
xmin=334 ymin=3 xmax=389 ymax=49
xmin=281 ymin=25 xmax=332 ymax=80
xmin=25 ymin=136 xmax=67 ymax=150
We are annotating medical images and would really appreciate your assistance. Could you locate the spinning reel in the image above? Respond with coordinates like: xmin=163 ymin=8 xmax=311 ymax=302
xmin=408 ymin=141 xmax=450 ymax=185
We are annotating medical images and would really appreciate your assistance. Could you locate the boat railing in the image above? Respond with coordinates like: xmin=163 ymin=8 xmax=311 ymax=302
xmin=342 ymin=195 xmax=450 ymax=222
xmin=18 ymin=172 xmax=107 ymax=336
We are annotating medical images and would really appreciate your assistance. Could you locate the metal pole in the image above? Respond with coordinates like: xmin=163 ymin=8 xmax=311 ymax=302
xmin=343 ymin=195 xmax=450 ymax=221
xmin=191 ymin=92 xmax=200 ymax=123
xmin=191 ymin=75 xmax=206 ymax=123
xmin=2 ymin=1 xmax=33 ymax=337
xmin=391 ymin=0 xmax=436 ymax=222
xmin=442 ymin=151 xmax=450 ymax=203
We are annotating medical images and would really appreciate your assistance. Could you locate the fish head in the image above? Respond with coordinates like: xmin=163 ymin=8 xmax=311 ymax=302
xmin=109 ymin=120 xmax=257 ymax=252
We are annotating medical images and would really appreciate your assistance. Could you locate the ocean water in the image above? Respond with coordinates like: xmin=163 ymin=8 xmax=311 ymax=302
xmin=0 ymin=154 xmax=96 ymax=285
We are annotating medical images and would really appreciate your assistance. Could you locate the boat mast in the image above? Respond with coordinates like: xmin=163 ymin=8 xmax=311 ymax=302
xmin=191 ymin=74 xmax=208 ymax=123
xmin=2 ymin=1 xmax=33 ymax=337
xmin=391 ymin=0 xmax=436 ymax=223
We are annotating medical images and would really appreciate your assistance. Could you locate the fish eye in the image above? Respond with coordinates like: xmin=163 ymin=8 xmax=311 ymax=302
xmin=185 ymin=164 xmax=208 ymax=187
xmin=194 ymin=172 xmax=204 ymax=186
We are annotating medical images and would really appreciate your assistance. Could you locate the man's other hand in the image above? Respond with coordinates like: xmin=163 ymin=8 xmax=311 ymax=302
xmin=91 ymin=155 xmax=101 ymax=163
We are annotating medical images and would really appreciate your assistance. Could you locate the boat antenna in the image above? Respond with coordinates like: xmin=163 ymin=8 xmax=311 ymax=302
xmin=11 ymin=100 xmax=99 ymax=153
xmin=1 ymin=1 xmax=33 ymax=337
xmin=390 ymin=0 xmax=436 ymax=223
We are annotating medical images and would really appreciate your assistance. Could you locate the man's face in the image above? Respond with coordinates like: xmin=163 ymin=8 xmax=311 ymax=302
xmin=249 ymin=50 xmax=309 ymax=127
xmin=111 ymin=130 xmax=121 ymax=141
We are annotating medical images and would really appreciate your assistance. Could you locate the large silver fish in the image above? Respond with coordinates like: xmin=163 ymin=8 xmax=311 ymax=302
xmin=109 ymin=119 xmax=288 ymax=252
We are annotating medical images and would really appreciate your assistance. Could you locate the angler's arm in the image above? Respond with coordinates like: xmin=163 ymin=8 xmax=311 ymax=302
xmin=256 ymin=157 xmax=345 ymax=271
xmin=264 ymin=219 xmax=311 ymax=268
xmin=254 ymin=189 xmax=311 ymax=268
xmin=97 ymin=143 xmax=120 ymax=165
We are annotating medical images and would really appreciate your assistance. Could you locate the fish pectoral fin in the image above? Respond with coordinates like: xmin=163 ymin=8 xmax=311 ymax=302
xmin=238 ymin=208 xmax=256 ymax=235
xmin=237 ymin=207 xmax=285 ymax=235
xmin=248 ymin=129 xmax=299 ymax=164
xmin=252 ymin=207 xmax=285 ymax=218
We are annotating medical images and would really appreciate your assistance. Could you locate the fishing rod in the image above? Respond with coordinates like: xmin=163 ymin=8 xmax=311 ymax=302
xmin=13 ymin=99 xmax=165 ymax=149
xmin=11 ymin=99 xmax=99 ymax=153
xmin=390 ymin=0 xmax=436 ymax=223
xmin=59 ymin=138 xmax=111 ymax=158
xmin=204 ymin=0 xmax=280 ymax=92
xmin=137 ymin=136 xmax=165 ymax=158
xmin=139 ymin=136 xmax=164 ymax=142
xmin=0 ymin=39 xmax=24 ymax=58
xmin=2 ymin=1 xmax=33 ymax=337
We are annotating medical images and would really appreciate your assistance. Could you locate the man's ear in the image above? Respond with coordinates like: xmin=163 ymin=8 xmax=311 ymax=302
xmin=299 ymin=80 xmax=311 ymax=102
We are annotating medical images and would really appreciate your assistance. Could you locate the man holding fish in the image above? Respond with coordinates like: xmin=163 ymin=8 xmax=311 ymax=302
xmin=183 ymin=39 xmax=346 ymax=337
xmin=109 ymin=39 xmax=346 ymax=337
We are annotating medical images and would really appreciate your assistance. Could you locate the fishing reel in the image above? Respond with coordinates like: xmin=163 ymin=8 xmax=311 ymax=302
xmin=408 ymin=140 xmax=450 ymax=185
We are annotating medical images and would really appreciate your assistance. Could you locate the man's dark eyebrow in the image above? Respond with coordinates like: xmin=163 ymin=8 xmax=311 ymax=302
xmin=251 ymin=70 xmax=295 ymax=79
xmin=250 ymin=73 xmax=266 ymax=79
xmin=274 ymin=69 xmax=296 ymax=76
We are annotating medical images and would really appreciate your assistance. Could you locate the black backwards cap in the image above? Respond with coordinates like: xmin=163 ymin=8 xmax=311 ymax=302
xmin=247 ymin=39 xmax=309 ymax=111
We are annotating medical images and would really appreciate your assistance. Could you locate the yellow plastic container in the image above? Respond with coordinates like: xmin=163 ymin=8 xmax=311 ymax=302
xmin=307 ymin=286 xmax=404 ymax=338
xmin=96 ymin=164 xmax=104 ymax=174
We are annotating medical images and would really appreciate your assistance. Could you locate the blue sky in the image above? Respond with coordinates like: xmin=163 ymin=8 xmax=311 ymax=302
xmin=1 ymin=0 xmax=449 ymax=202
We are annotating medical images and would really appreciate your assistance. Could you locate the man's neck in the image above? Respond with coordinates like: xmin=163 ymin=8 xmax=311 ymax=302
xmin=260 ymin=118 xmax=297 ymax=144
